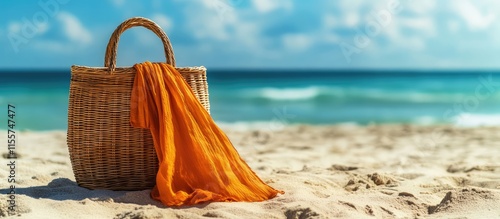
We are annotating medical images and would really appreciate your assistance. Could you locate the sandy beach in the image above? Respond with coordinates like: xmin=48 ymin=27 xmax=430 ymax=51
xmin=1 ymin=124 xmax=499 ymax=218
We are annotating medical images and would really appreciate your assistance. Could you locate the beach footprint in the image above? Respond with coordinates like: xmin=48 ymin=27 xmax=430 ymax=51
xmin=284 ymin=206 xmax=319 ymax=219
xmin=344 ymin=173 xmax=398 ymax=192
xmin=0 ymin=196 xmax=31 ymax=217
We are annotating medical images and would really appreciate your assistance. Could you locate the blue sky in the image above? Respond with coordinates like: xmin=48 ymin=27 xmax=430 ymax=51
xmin=1 ymin=0 xmax=499 ymax=69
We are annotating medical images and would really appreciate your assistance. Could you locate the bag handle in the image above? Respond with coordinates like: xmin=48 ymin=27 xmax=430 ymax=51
xmin=104 ymin=17 xmax=176 ymax=73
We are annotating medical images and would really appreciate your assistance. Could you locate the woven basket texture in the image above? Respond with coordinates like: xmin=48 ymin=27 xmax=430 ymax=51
xmin=67 ymin=17 xmax=209 ymax=190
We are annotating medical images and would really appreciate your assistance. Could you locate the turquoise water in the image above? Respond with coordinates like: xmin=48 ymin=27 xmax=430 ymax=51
xmin=2 ymin=70 xmax=500 ymax=130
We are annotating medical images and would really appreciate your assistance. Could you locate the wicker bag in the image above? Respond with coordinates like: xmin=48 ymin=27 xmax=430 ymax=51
xmin=67 ymin=17 xmax=209 ymax=190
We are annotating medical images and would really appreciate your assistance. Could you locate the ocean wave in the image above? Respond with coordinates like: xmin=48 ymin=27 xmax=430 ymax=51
xmin=239 ymin=86 xmax=475 ymax=103
xmin=257 ymin=87 xmax=337 ymax=101
xmin=412 ymin=116 xmax=439 ymax=125
xmin=453 ymin=113 xmax=500 ymax=127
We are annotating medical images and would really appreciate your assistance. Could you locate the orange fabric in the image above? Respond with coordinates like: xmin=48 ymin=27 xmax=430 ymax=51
xmin=130 ymin=61 xmax=283 ymax=206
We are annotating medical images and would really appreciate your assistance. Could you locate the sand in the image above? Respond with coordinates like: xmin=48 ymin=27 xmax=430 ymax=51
xmin=0 ymin=124 xmax=499 ymax=218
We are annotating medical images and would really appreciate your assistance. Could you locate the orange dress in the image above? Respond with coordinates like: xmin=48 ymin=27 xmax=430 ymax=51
xmin=130 ymin=62 xmax=283 ymax=206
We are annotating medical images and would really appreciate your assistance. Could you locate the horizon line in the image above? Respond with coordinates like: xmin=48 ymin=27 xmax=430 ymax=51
xmin=3 ymin=67 xmax=500 ymax=72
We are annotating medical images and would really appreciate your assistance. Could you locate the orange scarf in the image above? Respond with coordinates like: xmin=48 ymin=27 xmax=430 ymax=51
xmin=130 ymin=62 xmax=283 ymax=206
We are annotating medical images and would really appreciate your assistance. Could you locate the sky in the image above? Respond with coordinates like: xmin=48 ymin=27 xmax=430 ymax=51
xmin=0 ymin=0 xmax=499 ymax=69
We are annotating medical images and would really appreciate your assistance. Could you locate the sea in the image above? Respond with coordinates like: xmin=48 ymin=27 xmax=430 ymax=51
xmin=2 ymin=69 xmax=500 ymax=131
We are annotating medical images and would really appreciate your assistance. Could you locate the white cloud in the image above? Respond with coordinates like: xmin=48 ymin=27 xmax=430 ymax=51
xmin=453 ymin=0 xmax=495 ymax=31
xmin=186 ymin=2 xmax=239 ymax=41
xmin=8 ymin=22 xmax=21 ymax=34
xmin=399 ymin=17 xmax=436 ymax=37
xmin=26 ymin=12 xmax=93 ymax=53
xmin=407 ymin=0 xmax=436 ymax=15
xmin=200 ymin=0 xmax=234 ymax=13
xmin=323 ymin=33 xmax=340 ymax=44
xmin=377 ymin=17 xmax=430 ymax=52
xmin=252 ymin=0 xmax=273 ymax=13
xmin=344 ymin=12 xmax=360 ymax=27
xmin=337 ymin=0 xmax=364 ymax=11
xmin=188 ymin=12 xmax=231 ymax=40
xmin=322 ymin=14 xmax=355 ymax=30
xmin=323 ymin=14 xmax=337 ymax=30
xmin=151 ymin=14 xmax=173 ymax=31
xmin=447 ymin=20 xmax=460 ymax=33
xmin=185 ymin=1 xmax=343 ymax=61
xmin=402 ymin=37 xmax=425 ymax=51
xmin=110 ymin=0 xmax=125 ymax=7
xmin=336 ymin=1 xmax=437 ymax=53
xmin=251 ymin=0 xmax=293 ymax=13
xmin=56 ymin=12 xmax=92 ymax=44
xmin=282 ymin=34 xmax=313 ymax=51
xmin=181 ymin=0 xmax=285 ymax=61
xmin=37 ymin=22 xmax=49 ymax=34
xmin=7 ymin=20 xmax=49 ymax=36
